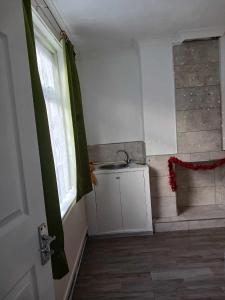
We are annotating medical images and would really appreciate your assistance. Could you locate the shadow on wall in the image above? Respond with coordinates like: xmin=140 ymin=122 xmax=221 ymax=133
xmin=149 ymin=168 xmax=160 ymax=218
xmin=176 ymin=165 xmax=193 ymax=214
xmin=176 ymin=162 xmax=222 ymax=212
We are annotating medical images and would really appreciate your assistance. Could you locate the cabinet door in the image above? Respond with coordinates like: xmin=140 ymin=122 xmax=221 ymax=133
xmin=95 ymin=173 xmax=122 ymax=233
xmin=120 ymin=171 xmax=147 ymax=230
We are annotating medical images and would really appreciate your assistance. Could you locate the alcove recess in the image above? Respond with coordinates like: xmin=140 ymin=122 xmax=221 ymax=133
xmin=152 ymin=38 xmax=225 ymax=232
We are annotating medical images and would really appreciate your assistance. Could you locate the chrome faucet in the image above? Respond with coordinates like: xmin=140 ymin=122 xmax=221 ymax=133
xmin=117 ymin=150 xmax=131 ymax=165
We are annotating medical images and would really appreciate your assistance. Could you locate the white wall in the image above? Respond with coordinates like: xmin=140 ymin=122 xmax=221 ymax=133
xmin=138 ymin=39 xmax=177 ymax=155
xmin=78 ymin=41 xmax=177 ymax=156
xmin=78 ymin=40 xmax=177 ymax=156
xmin=54 ymin=198 xmax=87 ymax=300
xmin=77 ymin=48 xmax=144 ymax=145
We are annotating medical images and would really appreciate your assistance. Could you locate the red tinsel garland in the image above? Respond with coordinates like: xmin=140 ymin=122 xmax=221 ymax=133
xmin=168 ymin=156 xmax=225 ymax=192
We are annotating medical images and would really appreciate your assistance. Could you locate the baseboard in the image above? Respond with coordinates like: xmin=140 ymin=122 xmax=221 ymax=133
xmin=64 ymin=232 xmax=88 ymax=300
xmin=89 ymin=230 xmax=153 ymax=239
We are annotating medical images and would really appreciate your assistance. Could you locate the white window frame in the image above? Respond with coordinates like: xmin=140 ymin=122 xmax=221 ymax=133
xmin=32 ymin=10 xmax=77 ymax=218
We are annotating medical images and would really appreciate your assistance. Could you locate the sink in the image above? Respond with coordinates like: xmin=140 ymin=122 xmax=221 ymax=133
xmin=99 ymin=163 xmax=128 ymax=170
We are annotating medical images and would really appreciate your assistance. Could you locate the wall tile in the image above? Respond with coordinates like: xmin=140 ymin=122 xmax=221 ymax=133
xmin=177 ymin=187 xmax=215 ymax=206
xmin=188 ymin=219 xmax=225 ymax=230
xmin=173 ymin=40 xmax=219 ymax=66
xmin=149 ymin=154 xmax=193 ymax=188
xmin=124 ymin=141 xmax=146 ymax=163
xmin=177 ymin=130 xmax=222 ymax=153
xmin=88 ymin=141 xmax=145 ymax=163
xmin=209 ymin=150 xmax=225 ymax=160
xmin=150 ymin=176 xmax=174 ymax=198
xmin=215 ymin=186 xmax=225 ymax=204
xmin=190 ymin=152 xmax=210 ymax=162
xmin=88 ymin=143 xmax=125 ymax=162
xmin=154 ymin=218 xmax=225 ymax=232
xmin=174 ymin=63 xmax=220 ymax=88
xmin=152 ymin=196 xmax=177 ymax=218
xmin=175 ymin=86 xmax=221 ymax=111
xmin=150 ymin=39 xmax=224 ymax=223
xmin=215 ymin=165 xmax=225 ymax=186
xmin=148 ymin=154 xmax=192 ymax=179
xmin=176 ymin=108 xmax=221 ymax=133
xmin=175 ymin=153 xmax=191 ymax=161
xmin=181 ymin=205 xmax=225 ymax=220
xmin=148 ymin=155 xmax=171 ymax=177
xmin=154 ymin=221 xmax=189 ymax=232
xmin=176 ymin=167 xmax=215 ymax=188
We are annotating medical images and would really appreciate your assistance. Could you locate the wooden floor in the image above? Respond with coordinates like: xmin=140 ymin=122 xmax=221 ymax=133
xmin=73 ymin=228 xmax=225 ymax=299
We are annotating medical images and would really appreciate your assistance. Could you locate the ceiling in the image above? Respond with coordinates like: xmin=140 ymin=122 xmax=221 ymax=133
xmin=53 ymin=0 xmax=225 ymax=53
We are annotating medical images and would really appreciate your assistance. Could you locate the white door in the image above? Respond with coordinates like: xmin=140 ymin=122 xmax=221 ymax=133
xmin=120 ymin=171 xmax=147 ymax=230
xmin=95 ymin=173 xmax=122 ymax=233
xmin=0 ymin=1 xmax=55 ymax=299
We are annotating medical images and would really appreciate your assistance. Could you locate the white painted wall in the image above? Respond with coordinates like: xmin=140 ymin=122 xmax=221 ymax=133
xmin=54 ymin=198 xmax=87 ymax=300
xmin=78 ymin=41 xmax=177 ymax=155
xmin=220 ymin=35 xmax=225 ymax=150
xmin=77 ymin=48 xmax=144 ymax=145
xmin=138 ymin=39 xmax=177 ymax=155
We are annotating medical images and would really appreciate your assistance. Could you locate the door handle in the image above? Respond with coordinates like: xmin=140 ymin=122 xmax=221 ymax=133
xmin=42 ymin=234 xmax=56 ymax=245
xmin=38 ymin=223 xmax=56 ymax=265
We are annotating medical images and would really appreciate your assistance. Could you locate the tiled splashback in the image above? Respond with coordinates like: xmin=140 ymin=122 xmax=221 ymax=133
xmin=88 ymin=141 xmax=146 ymax=163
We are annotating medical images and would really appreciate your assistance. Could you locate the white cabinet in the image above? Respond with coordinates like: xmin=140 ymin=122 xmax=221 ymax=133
xmin=95 ymin=173 xmax=122 ymax=233
xmin=85 ymin=165 xmax=153 ymax=236
xmin=120 ymin=171 xmax=147 ymax=230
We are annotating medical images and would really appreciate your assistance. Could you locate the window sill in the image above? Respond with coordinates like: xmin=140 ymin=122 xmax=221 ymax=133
xmin=60 ymin=190 xmax=77 ymax=219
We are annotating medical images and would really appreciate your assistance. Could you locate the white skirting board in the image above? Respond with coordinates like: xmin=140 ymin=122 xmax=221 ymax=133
xmin=65 ymin=233 xmax=88 ymax=300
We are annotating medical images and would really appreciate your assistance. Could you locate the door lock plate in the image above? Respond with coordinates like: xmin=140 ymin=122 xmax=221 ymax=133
xmin=38 ymin=223 xmax=56 ymax=265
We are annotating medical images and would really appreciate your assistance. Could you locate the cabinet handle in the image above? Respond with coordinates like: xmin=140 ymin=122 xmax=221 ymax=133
xmin=116 ymin=176 xmax=120 ymax=179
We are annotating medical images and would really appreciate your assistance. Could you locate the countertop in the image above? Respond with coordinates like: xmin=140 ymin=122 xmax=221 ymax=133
xmin=93 ymin=162 xmax=149 ymax=174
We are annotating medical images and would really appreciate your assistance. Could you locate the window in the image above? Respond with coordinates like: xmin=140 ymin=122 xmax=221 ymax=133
xmin=33 ymin=12 xmax=76 ymax=218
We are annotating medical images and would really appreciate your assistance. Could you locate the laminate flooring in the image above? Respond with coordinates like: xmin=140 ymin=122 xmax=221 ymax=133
xmin=73 ymin=228 xmax=225 ymax=299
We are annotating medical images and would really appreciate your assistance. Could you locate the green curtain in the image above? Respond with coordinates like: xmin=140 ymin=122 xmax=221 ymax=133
xmin=63 ymin=39 xmax=93 ymax=201
xmin=23 ymin=0 xmax=69 ymax=279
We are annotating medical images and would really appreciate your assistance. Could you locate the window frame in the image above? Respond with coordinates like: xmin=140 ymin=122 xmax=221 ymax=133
xmin=32 ymin=10 xmax=77 ymax=219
